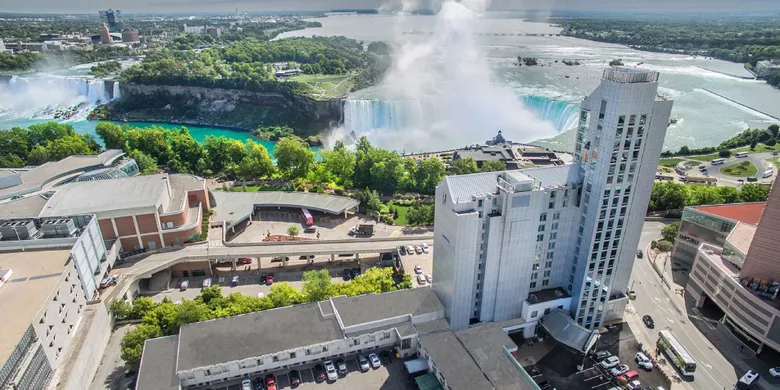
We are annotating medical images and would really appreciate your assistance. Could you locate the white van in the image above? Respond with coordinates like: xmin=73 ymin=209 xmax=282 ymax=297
xmin=711 ymin=158 xmax=726 ymax=165
xmin=763 ymin=169 xmax=773 ymax=178
xmin=735 ymin=151 xmax=749 ymax=158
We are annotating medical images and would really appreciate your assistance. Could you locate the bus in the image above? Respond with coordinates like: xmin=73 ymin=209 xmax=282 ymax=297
xmin=734 ymin=370 xmax=760 ymax=390
xmin=735 ymin=151 xmax=749 ymax=158
xmin=682 ymin=176 xmax=718 ymax=185
xmin=655 ymin=174 xmax=674 ymax=181
xmin=301 ymin=208 xmax=314 ymax=226
xmin=658 ymin=330 xmax=697 ymax=377
xmin=711 ymin=158 xmax=726 ymax=165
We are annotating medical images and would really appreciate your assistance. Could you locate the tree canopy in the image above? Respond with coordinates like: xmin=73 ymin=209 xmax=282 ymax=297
xmin=0 ymin=122 xmax=101 ymax=168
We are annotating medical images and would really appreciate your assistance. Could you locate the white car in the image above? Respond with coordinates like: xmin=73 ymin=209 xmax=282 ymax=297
xmin=202 ymin=278 xmax=212 ymax=287
xmin=417 ymin=274 xmax=427 ymax=285
xmin=415 ymin=245 xmax=423 ymax=254
xmin=422 ymin=243 xmax=429 ymax=253
xmin=406 ymin=245 xmax=415 ymax=254
xmin=358 ymin=355 xmax=370 ymax=372
xmin=414 ymin=265 xmax=423 ymax=274
xmin=599 ymin=356 xmax=620 ymax=369
xmin=425 ymin=274 xmax=432 ymax=283
xmin=240 ymin=379 xmax=252 ymax=390
xmin=635 ymin=352 xmax=653 ymax=370
xmin=323 ymin=360 xmax=338 ymax=381
xmin=627 ymin=380 xmax=642 ymax=390
xmin=770 ymin=367 xmax=780 ymax=377
xmin=609 ymin=364 xmax=629 ymax=377
xmin=369 ymin=353 xmax=381 ymax=368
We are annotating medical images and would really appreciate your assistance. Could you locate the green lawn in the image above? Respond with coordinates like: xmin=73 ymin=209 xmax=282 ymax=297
xmin=290 ymin=74 xmax=355 ymax=99
xmin=688 ymin=153 xmax=720 ymax=162
xmin=720 ymin=161 xmax=759 ymax=177
xmin=767 ymin=158 xmax=780 ymax=169
xmin=659 ymin=158 xmax=684 ymax=167
xmin=386 ymin=201 xmax=410 ymax=226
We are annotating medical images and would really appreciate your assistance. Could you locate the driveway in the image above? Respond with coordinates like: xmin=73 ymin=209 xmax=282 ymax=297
xmin=89 ymin=324 xmax=136 ymax=390
xmin=693 ymin=153 xmax=775 ymax=185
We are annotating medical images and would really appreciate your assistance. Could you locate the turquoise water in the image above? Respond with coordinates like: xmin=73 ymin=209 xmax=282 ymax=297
xmin=0 ymin=118 xmax=319 ymax=156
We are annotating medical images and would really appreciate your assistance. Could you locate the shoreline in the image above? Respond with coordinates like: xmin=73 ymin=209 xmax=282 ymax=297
xmin=699 ymin=88 xmax=780 ymax=121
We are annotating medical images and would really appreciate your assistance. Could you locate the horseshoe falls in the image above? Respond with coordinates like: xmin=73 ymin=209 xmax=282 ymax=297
xmin=343 ymin=95 xmax=580 ymax=136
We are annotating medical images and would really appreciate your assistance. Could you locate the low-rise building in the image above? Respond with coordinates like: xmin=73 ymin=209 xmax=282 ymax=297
xmin=755 ymin=59 xmax=780 ymax=78
xmin=670 ymin=202 xmax=765 ymax=265
xmin=136 ymin=287 xmax=539 ymax=390
xmin=686 ymin=181 xmax=780 ymax=358
xmin=450 ymin=130 xmax=564 ymax=170
xmin=0 ymin=214 xmax=117 ymax=390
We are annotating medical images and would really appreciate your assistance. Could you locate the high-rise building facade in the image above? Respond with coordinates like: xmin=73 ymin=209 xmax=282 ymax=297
xmin=98 ymin=23 xmax=112 ymax=45
xmin=432 ymin=67 xmax=672 ymax=331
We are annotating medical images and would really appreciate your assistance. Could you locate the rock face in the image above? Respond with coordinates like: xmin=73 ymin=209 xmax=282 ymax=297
xmin=109 ymin=83 xmax=343 ymax=136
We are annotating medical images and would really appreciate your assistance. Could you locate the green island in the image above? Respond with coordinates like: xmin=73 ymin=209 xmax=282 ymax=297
xmin=561 ymin=16 xmax=780 ymax=87
xmin=720 ymin=161 xmax=759 ymax=177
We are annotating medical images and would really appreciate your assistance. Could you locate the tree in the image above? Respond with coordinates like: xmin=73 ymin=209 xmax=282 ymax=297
xmin=121 ymin=323 xmax=162 ymax=367
xmin=740 ymin=183 xmax=770 ymax=202
xmin=274 ymin=137 xmax=315 ymax=179
xmin=357 ymin=188 xmax=382 ymax=214
xmin=766 ymin=139 xmax=777 ymax=147
xmin=448 ymin=157 xmax=478 ymax=175
xmin=130 ymin=149 xmax=158 ymax=175
xmin=322 ymin=141 xmax=356 ymax=187
xmin=266 ymin=282 xmax=303 ymax=307
xmin=718 ymin=186 xmax=741 ymax=203
xmin=718 ymin=149 xmax=732 ymax=158
xmin=750 ymin=140 xmax=757 ymax=150
xmin=656 ymin=240 xmax=674 ymax=252
xmin=27 ymin=145 xmax=49 ymax=165
xmin=109 ymin=299 xmax=133 ymax=321
xmin=287 ymin=225 xmax=300 ymax=237
xmin=236 ymin=140 xmax=275 ymax=180
xmin=415 ymin=158 xmax=446 ymax=194
xmin=480 ymin=160 xmax=507 ymax=172
xmin=407 ymin=203 xmax=434 ymax=226
xmin=661 ymin=222 xmax=680 ymax=242
xmin=199 ymin=286 xmax=223 ymax=304
xmin=769 ymin=124 xmax=779 ymax=138
xmin=302 ymin=269 xmax=333 ymax=302
xmin=131 ymin=296 xmax=158 ymax=319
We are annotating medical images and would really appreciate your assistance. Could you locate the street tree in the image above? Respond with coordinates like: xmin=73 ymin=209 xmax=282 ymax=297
xmin=322 ymin=141 xmax=356 ymax=187
xmin=661 ymin=222 xmax=680 ymax=242
xmin=302 ymin=269 xmax=333 ymax=302
xmin=480 ymin=160 xmax=507 ymax=172
xmin=448 ymin=157 xmax=478 ymax=175
xmin=274 ymin=136 xmax=315 ymax=179
xmin=287 ymin=225 xmax=300 ymax=237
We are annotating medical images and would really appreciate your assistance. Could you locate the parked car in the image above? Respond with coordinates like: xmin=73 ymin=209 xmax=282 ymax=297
xmin=406 ymin=245 xmax=415 ymax=254
xmin=593 ymin=350 xmax=612 ymax=361
xmin=399 ymin=246 xmax=407 ymax=255
xmin=771 ymin=367 xmax=780 ymax=378
xmin=304 ymin=227 xmax=316 ymax=233
xmin=425 ymin=274 xmax=432 ymax=283
xmin=266 ymin=273 xmax=274 ymax=286
xmin=289 ymin=370 xmax=301 ymax=387
xmin=231 ymin=276 xmax=239 ymax=287
xmin=536 ymin=380 xmax=551 ymax=390
xmin=241 ymin=379 xmax=252 ymax=390
xmin=747 ymin=175 xmax=758 ymax=182
xmin=100 ymin=275 xmax=119 ymax=288
xmin=358 ymin=355 xmax=370 ymax=372
xmin=618 ymin=370 xmax=639 ymax=383
xmin=342 ymin=270 xmax=352 ymax=281
xmin=253 ymin=377 xmax=265 ymax=390
xmin=336 ymin=359 xmax=348 ymax=375
xmin=626 ymin=380 xmax=642 ymax=390
xmin=123 ymin=367 xmax=136 ymax=377
xmin=414 ymin=245 xmax=423 ymax=254
xmin=414 ymin=265 xmax=423 ymax=274
xmin=379 ymin=350 xmax=392 ymax=364
xmin=237 ymin=257 xmax=252 ymax=264
xmin=417 ymin=274 xmax=427 ymax=285
xmin=313 ymin=365 xmax=326 ymax=382
xmin=422 ymin=243 xmax=429 ymax=253
xmin=369 ymin=353 xmax=381 ymax=368
xmin=202 ymin=278 xmax=212 ymax=288
xmin=642 ymin=315 xmax=655 ymax=329
xmin=265 ymin=374 xmax=277 ymax=390
xmin=180 ymin=280 xmax=189 ymax=291
xmin=635 ymin=352 xmax=653 ymax=370
xmin=324 ymin=360 xmax=338 ymax=381
xmin=609 ymin=364 xmax=630 ymax=377
xmin=600 ymin=356 xmax=620 ymax=369
xmin=636 ymin=249 xmax=643 ymax=259
xmin=350 ymin=268 xmax=360 ymax=278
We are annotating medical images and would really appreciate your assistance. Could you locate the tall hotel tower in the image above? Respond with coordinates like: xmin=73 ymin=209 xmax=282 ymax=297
xmin=432 ymin=67 xmax=673 ymax=331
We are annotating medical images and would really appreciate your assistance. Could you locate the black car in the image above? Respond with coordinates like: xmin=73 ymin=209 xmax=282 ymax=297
xmin=253 ymin=377 xmax=265 ymax=390
xmin=289 ymin=370 xmax=302 ymax=388
xmin=399 ymin=246 xmax=407 ymax=255
xmin=336 ymin=359 xmax=348 ymax=375
xmin=379 ymin=351 xmax=392 ymax=364
xmin=636 ymin=249 xmax=643 ymax=259
xmin=304 ymin=227 xmax=316 ymax=233
xmin=643 ymin=314 xmax=655 ymax=328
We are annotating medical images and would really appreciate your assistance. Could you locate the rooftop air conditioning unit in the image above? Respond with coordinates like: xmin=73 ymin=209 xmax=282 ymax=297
xmin=529 ymin=294 xmax=538 ymax=302
xmin=40 ymin=219 xmax=77 ymax=238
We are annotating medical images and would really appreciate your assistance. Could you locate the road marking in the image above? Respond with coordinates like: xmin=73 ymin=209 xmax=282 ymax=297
xmin=667 ymin=318 xmax=675 ymax=324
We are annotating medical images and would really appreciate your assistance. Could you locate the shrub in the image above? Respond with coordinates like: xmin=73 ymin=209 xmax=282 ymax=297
xmin=656 ymin=240 xmax=674 ymax=252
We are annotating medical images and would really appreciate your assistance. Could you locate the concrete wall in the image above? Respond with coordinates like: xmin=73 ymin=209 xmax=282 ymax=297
xmin=170 ymin=261 xmax=212 ymax=278
xmin=741 ymin=182 xmax=780 ymax=281
xmin=135 ymin=214 xmax=159 ymax=234
xmin=98 ymin=219 xmax=116 ymax=240
xmin=60 ymin=304 xmax=112 ymax=390
xmin=159 ymin=209 xmax=187 ymax=228
xmin=115 ymin=216 xmax=136 ymax=237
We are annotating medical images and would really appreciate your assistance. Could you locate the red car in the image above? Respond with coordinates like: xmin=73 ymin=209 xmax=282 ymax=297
xmin=265 ymin=374 xmax=276 ymax=390
xmin=313 ymin=365 xmax=326 ymax=383
xmin=237 ymin=257 xmax=252 ymax=265
xmin=266 ymin=273 xmax=274 ymax=285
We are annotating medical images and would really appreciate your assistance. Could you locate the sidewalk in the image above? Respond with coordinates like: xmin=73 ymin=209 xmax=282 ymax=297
xmin=624 ymin=305 xmax=686 ymax=390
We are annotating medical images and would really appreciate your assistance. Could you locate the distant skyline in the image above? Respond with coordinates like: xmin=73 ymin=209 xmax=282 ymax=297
xmin=2 ymin=0 xmax=780 ymax=15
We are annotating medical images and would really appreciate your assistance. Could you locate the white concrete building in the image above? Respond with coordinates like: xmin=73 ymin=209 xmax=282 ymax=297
xmin=432 ymin=67 xmax=672 ymax=331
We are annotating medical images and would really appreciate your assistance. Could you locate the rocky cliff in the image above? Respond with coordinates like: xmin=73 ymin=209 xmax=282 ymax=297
xmin=105 ymin=83 xmax=343 ymax=136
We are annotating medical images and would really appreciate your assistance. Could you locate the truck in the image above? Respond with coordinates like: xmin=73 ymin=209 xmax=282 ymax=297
xmin=349 ymin=224 xmax=374 ymax=236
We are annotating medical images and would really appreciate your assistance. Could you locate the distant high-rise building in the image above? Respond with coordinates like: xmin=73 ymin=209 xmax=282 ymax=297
xmin=99 ymin=23 xmax=113 ymax=44
xmin=0 ymin=38 xmax=5 ymax=52
xmin=206 ymin=27 xmax=222 ymax=38
xmin=121 ymin=27 xmax=139 ymax=43
xmin=432 ymin=67 xmax=673 ymax=332
xmin=99 ymin=9 xmax=123 ymax=33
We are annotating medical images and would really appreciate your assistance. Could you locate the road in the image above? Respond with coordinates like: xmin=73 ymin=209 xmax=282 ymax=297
xmin=692 ymin=153 xmax=776 ymax=185
xmin=627 ymin=221 xmax=737 ymax=390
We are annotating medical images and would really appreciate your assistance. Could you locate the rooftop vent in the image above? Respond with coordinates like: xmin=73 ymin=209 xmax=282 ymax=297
xmin=40 ymin=218 xmax=77 ymax=238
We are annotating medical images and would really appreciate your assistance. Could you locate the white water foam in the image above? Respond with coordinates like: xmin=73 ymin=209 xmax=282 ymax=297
xmin=0 ymin=75 xmax=120 ymax=121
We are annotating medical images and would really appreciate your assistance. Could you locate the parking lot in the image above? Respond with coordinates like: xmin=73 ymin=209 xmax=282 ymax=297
xmin=525 ymin=322 xmax=671 ymax=390
xmin=398 ymin=245 xmax=433 ymax=287
xmin=198 ymin=352 xmax=416 ymax=390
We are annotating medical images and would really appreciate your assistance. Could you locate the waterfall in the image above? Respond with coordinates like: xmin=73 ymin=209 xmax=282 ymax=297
xmin=520 ymin=95 xmax=581 ymax=132
xmin=112 ymin=81 xmax=121 ymax=100
xmin=1 ymin=75 xmax=120 ymax=120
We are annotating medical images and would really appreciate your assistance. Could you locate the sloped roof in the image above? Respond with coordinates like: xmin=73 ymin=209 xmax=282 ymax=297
xmin=694 ymin=202 xmax=766 ymax=226
xmin=540 ymin=310 xmax=599 ymax=354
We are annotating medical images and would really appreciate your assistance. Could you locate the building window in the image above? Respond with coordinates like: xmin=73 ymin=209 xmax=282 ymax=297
xmin=537 ymin=234 xmax=544 ymax=242
xmin=531 ymin=272 xmax=538 ymax=280
xmin=543 ymin=270 xmax=551 ymax=278
xmin=530 ymin=282 xmax=537 ymax=289
xmin=401 ymin=338 xmax=412 ymax=350
xmin=546 ymin=252 xmax=554 ymax=260
xmin=548 ymin=242 xmax=556 ymax=250
xmin=478 ymin=199 xmax=483 ymax=208
xmin=542 ymin=280 xmax=550 ymax=287
xmin=306 ymin=349 xmax=312 ymax=356
xmin=531 ymin=310 xmax=538 ymax=318
xmin=290 ymin=352 xmax=296 ymax=359
xmin=533 ymin=264 xmax=540 ymax=270
xmin=549 ymin=201 xmax=555 ymax=209
xmin=553 ymin=212 xmax=560 ymax=220
xmin=551 ymin=222 xmax=558 ymax=231
xmin=550 ymin=232 xmax=557 ymax=240
xmin=273 ymin=356 xmax=279 ymax=362
xmin=538 ymin=225 xmax=545 ymax=232
xmin=353 ymin=338 xmax=361 ymax=346
xmin=545 ymin=261 xmax=553 ymax=268
xmin=540 ymin=213 xmax=547 ymax=221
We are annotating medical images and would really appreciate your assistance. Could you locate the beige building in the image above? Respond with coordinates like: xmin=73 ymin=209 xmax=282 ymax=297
xmin=686 ymin=181 xmax=780 ymax=358
xmin=98 ymin=23 xmax=112 ymax=44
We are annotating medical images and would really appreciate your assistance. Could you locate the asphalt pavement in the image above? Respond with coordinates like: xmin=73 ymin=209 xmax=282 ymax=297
xmin=627 ymin=221 xmax=739 ymax=390
xmin=692 ymin=153 xmax=776 ymax=185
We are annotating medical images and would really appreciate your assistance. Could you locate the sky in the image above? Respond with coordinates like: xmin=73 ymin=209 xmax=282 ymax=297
xmin=1 ymin=0 xmax=779 ymax=15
